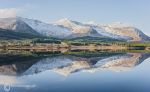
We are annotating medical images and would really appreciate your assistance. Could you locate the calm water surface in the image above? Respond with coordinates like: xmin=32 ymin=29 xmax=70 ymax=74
xmin=0 ymin=51 xmax=150 ymax=92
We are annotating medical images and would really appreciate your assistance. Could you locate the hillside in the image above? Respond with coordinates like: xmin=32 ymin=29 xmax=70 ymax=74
xmin=0 ymin=28 xmax=44 ymax=40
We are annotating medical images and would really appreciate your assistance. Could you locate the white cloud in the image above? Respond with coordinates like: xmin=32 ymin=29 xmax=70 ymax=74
xmin=0 ymin=8 xmax=19 ymax=18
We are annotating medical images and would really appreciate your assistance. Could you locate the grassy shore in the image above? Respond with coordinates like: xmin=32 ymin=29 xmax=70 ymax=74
xmin=0 ymin=39 xmax=150 ymax=51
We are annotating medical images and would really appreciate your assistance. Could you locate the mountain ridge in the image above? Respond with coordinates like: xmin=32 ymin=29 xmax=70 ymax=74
xmin=0 ymin=16 xmax=149 ymax=42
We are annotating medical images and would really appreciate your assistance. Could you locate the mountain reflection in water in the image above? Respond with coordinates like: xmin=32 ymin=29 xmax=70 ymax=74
xmin=0 ymin=50 xmax=150 ymax=92
xmin=24 ymin=53 xmax=150 ymax=76
xmin=0 ymin=51 xmax=149 ymax=76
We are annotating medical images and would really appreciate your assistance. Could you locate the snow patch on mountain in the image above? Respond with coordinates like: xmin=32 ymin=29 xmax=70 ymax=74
xmin=0 ymin=17 xmax=38 ymax=34
xmin=56 ymin=18 xmax=92 ymax=34
xmin=100 ymin=23 xmax=149 ymax=41
xmin=0 ymin=17 xmax=149 ymax=42
xmin=20 ymin=17 xmax=72 ymax=38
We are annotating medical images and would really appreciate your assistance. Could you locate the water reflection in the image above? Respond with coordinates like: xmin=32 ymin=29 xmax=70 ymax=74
xmin=0 ymin=51 xmax=149 ymax=76
xmin=24 ymin=53 xmax=150 ymax=76
xmin=0 ymin=50 xmax=150 ymax=92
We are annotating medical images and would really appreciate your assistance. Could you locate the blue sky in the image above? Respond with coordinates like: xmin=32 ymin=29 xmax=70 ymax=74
xmin=0 ymin=0 xmax=149 ymax=36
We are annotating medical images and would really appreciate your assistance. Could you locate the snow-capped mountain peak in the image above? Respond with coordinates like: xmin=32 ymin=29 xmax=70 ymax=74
xmin=56 ymin=18 xmax=92 ymax=34
xmin=100 ymin=22 xmax=150 ymax=42
xmin=56 ymin=18 xmax=71 ymax=23
xmin=85 ymin=21 xmax=99 ymax=26
xmin=0 ymin=17 xmax=39 ymax=34
xmin=20 ymin=17 xmax=72 ymax=38
xmin=56 ymin=18 xmax=84 ymax=28
xmin=0 ymin=16 xmax=149 ymax=42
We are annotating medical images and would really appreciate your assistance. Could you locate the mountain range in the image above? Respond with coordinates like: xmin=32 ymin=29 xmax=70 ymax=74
xmin=0 ymin=16 xmax=149 ymax=42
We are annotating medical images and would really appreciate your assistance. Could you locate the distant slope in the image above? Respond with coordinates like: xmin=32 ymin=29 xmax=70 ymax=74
xmin=0 ymin=28 xmax=44 ymax=40
xmin=56 ymin=19 xmax=150 ymax=42
xmin=0 ymin=17 xmax=39 ymax=35
xmin=0 ymin=17 xmax=45 ymax=39
xmin=56 ymin=18 xmax=129 ymax=39
xmin=100 ymin=22 xmax=150 ymax=42
xmin=20 ymin=17 xmax=72 ymax=38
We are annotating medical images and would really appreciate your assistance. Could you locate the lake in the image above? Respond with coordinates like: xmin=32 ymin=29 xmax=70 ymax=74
xmin=0 ymin=50 xmax=150 ymax=92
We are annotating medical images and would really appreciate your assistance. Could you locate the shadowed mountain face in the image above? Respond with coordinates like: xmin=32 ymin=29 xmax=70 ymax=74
xmin=0 ymin=52 xmax=149 ymax=77
xmin=0 ymin=17 xmax=38 ymax=34
xmin=0 ymin=17 xmax=43 ymax=39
